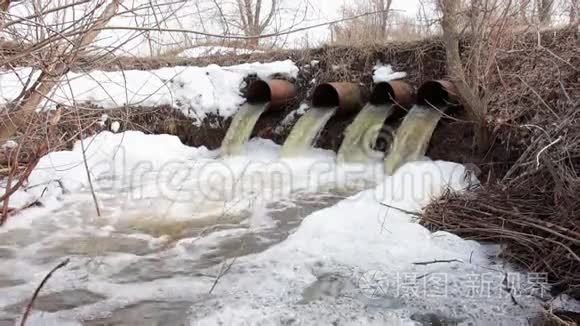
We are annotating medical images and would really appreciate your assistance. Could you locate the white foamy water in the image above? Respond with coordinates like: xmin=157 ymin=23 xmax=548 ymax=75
xmin=0 ymin=131 xmax=546 ymax=325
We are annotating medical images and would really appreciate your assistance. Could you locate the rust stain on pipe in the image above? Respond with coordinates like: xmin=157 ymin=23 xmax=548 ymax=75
xmin=312 ymin=82 xmax=363 ymax=113
xmin=417 ymin=80 xmax=459 ymax=107
xmin=246 ymin=79 xmax=296 ymax=110
xmin=369 ymin=81 xmax=414 ymax=109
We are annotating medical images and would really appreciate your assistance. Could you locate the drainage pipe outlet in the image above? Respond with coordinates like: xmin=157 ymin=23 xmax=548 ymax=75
xmin=312 ymin=82 xmax=363 ymax=113
xmin=369 ymin=81 xmax=414 ymax=109
xmin=417 ymin=80 xmax=460 ymax=107
xmin=246 ymin=79 xmax=296 ymax=110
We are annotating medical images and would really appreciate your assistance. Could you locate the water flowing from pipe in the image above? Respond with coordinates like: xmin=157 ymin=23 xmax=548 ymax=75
xmin=384 ymin=105 xmax=446 ymax=175
xmin=337 ymin=104 xmax=395 ymax=163
xmin=221 ymin=102 xmax=269 ymax=156
xmin=281 ymin=107 xmax=338 ymax=157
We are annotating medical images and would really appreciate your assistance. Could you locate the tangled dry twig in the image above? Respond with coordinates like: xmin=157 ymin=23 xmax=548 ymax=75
xmin=423 ymin=27 xmax=580 ymax=299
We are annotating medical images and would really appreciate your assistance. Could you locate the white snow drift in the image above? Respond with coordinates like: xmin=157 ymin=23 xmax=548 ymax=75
xmin=0 ymin=60 xmax=298 ymax=124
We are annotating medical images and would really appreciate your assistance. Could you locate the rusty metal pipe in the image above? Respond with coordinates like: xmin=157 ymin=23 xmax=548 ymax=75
xmin=246 ymin=79 xmax=296 ymax=110
xmin=311 ymin=82 xmax=363 ymax=113
xmin=417 ymin=80 xmax=459 ymax=107
xmin=369 ymin=81 xmax=414 ymax=109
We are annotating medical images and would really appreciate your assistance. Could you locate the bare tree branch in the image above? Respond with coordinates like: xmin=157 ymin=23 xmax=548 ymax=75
xmin=20 ymin=259 xmax=70 ymax=326
xmin=0 ymin=0 xmax=10 ymax=30
xmin=93 ymin=9 xmax=393 ymax=41
xmin=438 ymin=0 xmax=489 ymax=151
xmin=0 ymin=0 xmax=123 ymax=143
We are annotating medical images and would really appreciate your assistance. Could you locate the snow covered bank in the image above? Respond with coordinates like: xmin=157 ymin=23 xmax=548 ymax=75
xmin=3 ymin=131 xmax=383 ymax=227
xmin=0 ymin=60 xmax=298 ymax=124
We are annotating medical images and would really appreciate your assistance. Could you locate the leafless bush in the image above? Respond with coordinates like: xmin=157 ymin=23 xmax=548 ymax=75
xmin=330 ymin=0 xmax=437 ymax=45
xmin=331 ymin=0 xmax=392 ymax=44
xmin=421 ymin=0 xmax=575 ymax=152
xmin=0 ymin=0 xmax=174 ymax=223
xmin=423 ymin=26 xmax=579 ymax=299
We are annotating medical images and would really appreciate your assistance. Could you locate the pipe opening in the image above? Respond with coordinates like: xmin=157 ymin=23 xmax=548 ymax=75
xmin=370 ymin=82 xmax=395 ymax=105
xmin=417 ymin=80 xmax=458 ymax=107
xmin=370 ymin=81 xmax=414 ymax=108
xmin=246 ymin=79 xmax=296 ymax=110
xmin=312 ymin=84 xmax=340 ymax=108
xmin=246 ymin=80 xmax=271 ymax=104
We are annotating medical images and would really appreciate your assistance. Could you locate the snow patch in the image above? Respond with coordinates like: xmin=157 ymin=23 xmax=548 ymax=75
xmin=274 ymin=103 xmax=310 ymax=134
xmin=97 ymin=114 xmax=109 ymax=127
xmin=110 ymin=121 xmax=120 ymax=133
xmin=0 ymin=185 xmax=36 ymax=210
xmin=1 ymin=140 xmax=18 ymax=149
xmin=373 ymin=64 xmax=407 ymax=83
xmin=0 ymin=61 xmax=298 ymax=124
xmin=24 ymin=131 xmax=209 ymax=200
xmin=552 ymin=294 xmax=580 ymax=313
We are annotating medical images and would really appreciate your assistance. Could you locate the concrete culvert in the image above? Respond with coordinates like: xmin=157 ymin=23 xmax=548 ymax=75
xmin=246 ymin=79 xmax=296 ymax=110
xmin=370 ymin=81 xmax=414 ymax=108
xmin=417 ymin=80 xmax=459 ymax=107
xmin=312 ymin=82 xmax=363 ymax=113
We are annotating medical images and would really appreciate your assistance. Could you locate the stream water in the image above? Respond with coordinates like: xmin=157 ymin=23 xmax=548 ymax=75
xmin=0 ymin=190 xmax=347 ymax=326
xmin=0 ymin=134 xmax=547 ymax=325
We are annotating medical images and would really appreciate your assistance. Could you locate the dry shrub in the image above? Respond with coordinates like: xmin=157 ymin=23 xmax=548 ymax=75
xmin=423 ymin=27 xmax=580 ymax=298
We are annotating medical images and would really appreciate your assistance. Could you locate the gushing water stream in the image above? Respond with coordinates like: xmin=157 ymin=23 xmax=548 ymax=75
xmin=384 ymin=105 xmax=445 ymax=175
xmin=281 ymin=107 xmax=338 ymax=157
xmin=221 ymin=102 xmax=269 ymax=156
xmin=337 ymin=104 xmax=395 ymax=163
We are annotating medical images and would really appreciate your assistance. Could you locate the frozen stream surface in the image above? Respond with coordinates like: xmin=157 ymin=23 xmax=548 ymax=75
xmin=0 ymin=131 xmax=548 ymax=325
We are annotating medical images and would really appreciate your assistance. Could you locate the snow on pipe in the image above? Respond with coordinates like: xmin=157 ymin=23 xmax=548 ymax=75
xmin=417 ymin=80 xmax=460 ymax=107
xmin=311 ymin=82 xmax=363 ymax=113
xmin=246 ymin=79 xmax=296 ymax=110
xmin=369 ymin=80 xmax=414 ymax=108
